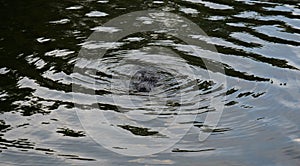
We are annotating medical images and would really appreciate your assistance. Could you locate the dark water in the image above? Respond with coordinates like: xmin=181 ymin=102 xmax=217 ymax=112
xmin=1 ymin=0 xmax=300 ymax=165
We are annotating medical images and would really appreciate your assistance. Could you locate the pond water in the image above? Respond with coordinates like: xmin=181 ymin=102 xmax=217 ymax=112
xmin=1 ymin=0 xmax=300 ymax=165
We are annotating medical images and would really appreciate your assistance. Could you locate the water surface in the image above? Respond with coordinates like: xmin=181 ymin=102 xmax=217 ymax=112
xmin=0 ymin=0 xmax=300 ymax=165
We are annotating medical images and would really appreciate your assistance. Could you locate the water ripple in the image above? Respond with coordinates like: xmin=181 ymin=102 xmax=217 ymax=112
xmin=1 ymin=0 xmax=300 ymax=165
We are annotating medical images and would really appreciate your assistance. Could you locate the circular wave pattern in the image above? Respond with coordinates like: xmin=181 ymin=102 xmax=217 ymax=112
xmin=73 ymin=10 xmax=226 ymax=156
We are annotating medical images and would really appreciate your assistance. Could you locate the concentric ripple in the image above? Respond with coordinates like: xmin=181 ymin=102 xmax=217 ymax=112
xmin=72 ymin=10 xmax=226 ymax=156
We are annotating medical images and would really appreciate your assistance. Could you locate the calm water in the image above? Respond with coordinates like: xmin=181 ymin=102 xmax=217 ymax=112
xmin=1 ymin=0 xmax=300 ymax=165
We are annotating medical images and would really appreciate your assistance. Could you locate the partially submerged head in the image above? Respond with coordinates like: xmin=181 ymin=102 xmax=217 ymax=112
xmin=130 ymin=68 xmax=159 ymax=93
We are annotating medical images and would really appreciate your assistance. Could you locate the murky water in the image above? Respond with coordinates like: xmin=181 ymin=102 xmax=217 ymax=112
xmin=1 ymin=0 xmax=300 ymax=165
